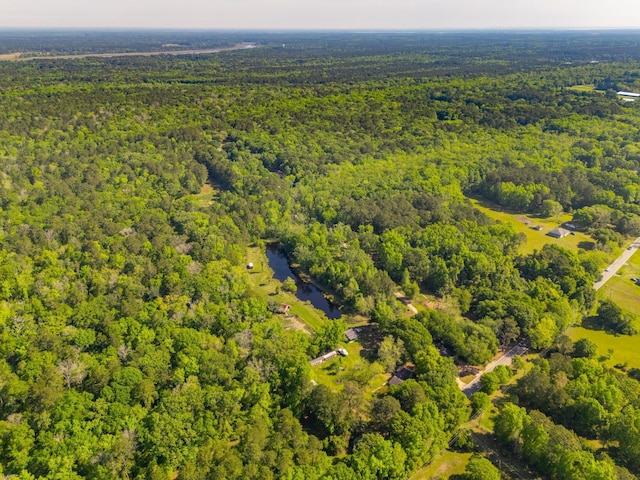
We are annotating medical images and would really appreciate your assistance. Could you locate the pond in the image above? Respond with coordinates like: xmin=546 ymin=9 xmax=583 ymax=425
xmin=266 ymin=245 xmax=342 ymax=319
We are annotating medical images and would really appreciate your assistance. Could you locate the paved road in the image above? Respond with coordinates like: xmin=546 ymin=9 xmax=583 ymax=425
xmin=593 ymin=236 xmax=640 ymax=290
xmin=3 ymin=43 xmax=256 ymax=62
xmin=461 ymin=343 xmax=529 ymax=397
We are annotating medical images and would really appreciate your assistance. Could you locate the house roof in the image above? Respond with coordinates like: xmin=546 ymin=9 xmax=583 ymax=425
xmin=345 ymin=328 xmax=360 ymax=341
xmin=548 ymin=227 xmax=570 ymax=238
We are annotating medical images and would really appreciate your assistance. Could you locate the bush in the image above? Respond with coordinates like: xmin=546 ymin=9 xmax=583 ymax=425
xmin=470 ymin=392 xmax=491 ymax=414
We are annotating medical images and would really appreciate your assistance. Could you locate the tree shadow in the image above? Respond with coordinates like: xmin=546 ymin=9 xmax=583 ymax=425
xmin=581 ymin=315 xmax=601 ymax=330
xmin=354 ymin=324 xmax=384 ymax=362
xmin=578 ymin=241 xmax=596 ymax=250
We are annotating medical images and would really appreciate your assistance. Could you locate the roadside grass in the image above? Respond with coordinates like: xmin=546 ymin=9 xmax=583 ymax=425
xmin=468 ymin=197 xmax=601 ymax=256
xmin=411 ymin=450 xmax=473 ymax=480
xmin=311 ymin=341 xmax=390 ymax=397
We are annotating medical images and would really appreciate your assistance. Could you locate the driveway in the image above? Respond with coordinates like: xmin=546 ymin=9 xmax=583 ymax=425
xmin=461 ymin=343 xmax=529 ymax=396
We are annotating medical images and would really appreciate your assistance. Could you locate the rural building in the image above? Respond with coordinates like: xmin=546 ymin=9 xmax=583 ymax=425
xmin=547 ymin=227 xmax=570 ymax=238
xmin=617 ymin=91 xmax=640 ymax=98
xmin=279 ymin=303 xmax=291 ymax=314
xmin=388 ymin=365 xmax=415 ymax=386
xmin=309 ymin=350 xmax=339 ymax=366
xmin=530 ymin=225 xmax=543 ymax=231
xmin=345 ymin=328 xmax=360 ymax=342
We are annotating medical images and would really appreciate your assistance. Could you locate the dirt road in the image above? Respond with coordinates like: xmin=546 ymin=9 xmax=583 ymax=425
xmin=2 ymin=43 xmax=256 ymax=62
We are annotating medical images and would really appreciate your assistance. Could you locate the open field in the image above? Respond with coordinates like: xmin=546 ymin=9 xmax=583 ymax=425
xmin=566 ymin=326 xmax=640 ymax=370
xmin=567 ymin=84 xmax=598 ymax=93
xmin=0 ymin=52 xmax=21 ymax=61
xmin=469 ymin=197 xmax=604 ymax=256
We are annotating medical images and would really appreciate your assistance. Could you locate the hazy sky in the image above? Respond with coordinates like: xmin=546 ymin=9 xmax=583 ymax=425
xmin=1 ymin=0 xmax=639 ymax=30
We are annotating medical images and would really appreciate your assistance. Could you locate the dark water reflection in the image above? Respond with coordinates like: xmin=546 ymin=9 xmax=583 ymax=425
xmin=265 ymin=245 xmax=342 ymax=319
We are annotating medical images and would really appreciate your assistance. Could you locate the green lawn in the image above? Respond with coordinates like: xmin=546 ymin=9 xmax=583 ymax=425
xmin=469 ymin=197 xmax=603 ymax=256
xmin=411 ymin=450 xmax=473 ymax=480
xmin=311 ymin=341 xmax=390 ymax=396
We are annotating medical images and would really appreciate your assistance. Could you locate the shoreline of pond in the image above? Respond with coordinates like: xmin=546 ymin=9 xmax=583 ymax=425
xmin=265 ymin=243 xmax=342 ymax=320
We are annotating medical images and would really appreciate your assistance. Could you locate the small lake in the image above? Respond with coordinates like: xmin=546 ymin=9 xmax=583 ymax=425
xmin=266 ymin=245 xmax=342 ymax=319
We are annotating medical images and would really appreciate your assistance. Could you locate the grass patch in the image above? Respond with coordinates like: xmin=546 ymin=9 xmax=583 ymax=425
xmin=469 ymin=197 xmax=604 ymax=256
xmin=411 ymin=450 xmax=473 ymax=480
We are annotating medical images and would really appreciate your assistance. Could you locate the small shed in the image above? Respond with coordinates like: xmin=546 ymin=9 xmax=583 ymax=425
xmin=345 ymin=328 xmax=360 ymax=342
xmin=279 ymin=303 xmax=291 ymax=314
xmin=547 ymin=227 xmax=570 ymax=238
xmin=247 ymin=262 xmax=254 ymax=270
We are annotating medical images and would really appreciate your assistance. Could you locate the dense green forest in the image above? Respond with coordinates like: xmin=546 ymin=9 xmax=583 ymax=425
xmin=1 ymin=30 xmax=640 ymax=479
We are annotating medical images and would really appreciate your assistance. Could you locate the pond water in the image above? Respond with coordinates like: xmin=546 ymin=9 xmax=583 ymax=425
xmin=265 ymin=245 xmax=342 ymax=319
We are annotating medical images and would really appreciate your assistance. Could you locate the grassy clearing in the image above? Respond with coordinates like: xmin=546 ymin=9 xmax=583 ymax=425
xmin=469 ymin=197 xmax=603 ymax=256
xmin=567 ymin=84 xmax=597 ymax=92
xmin=311 ymin=341 xmax=389 ymax=396
xmin=0 ymin=52 xmax=22 ymax=61
xmin=411 ymin=450 xmax=473 ymax=480
xmin=190 ymin=183 xmax=217 ymax=207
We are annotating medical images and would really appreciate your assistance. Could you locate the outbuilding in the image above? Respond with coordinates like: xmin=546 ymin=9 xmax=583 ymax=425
xmin=345 ymin=328 xmax=360 ymax=342
xmin=547 ymin=227 xmax=570 ymax=238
